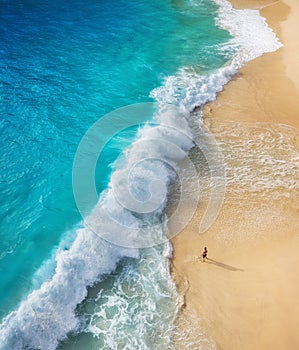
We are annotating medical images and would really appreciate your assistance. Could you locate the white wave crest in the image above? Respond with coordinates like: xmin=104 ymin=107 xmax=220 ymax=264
xmin=0 ymin=229 xmax=138 ymax=350
xmin=0 ymin=106 xmax=194 ymax=350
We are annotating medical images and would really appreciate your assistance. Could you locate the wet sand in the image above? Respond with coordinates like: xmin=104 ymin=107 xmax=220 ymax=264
xmin=171 ymin=1 xmax=299 ymax=349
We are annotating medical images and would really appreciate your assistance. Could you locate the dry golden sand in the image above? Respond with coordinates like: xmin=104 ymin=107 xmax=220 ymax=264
xmin=171 ymin=1 xmax=299 ymax=349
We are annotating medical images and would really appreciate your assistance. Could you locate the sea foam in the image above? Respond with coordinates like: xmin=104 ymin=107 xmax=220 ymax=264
xmin=151 ymin=0 xmax=282 ymax=111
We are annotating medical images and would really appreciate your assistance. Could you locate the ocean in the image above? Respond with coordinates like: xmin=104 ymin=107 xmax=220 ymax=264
xmin=0 ymin=0 xmax=282 ymax=349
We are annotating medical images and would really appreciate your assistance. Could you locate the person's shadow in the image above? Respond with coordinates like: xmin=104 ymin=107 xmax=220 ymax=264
xmin=205 ymin=258 xmax=244 ymax=272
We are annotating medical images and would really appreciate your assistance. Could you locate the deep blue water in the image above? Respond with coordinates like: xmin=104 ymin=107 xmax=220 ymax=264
xmin=0 ymin=0 xmax=232 ymax=348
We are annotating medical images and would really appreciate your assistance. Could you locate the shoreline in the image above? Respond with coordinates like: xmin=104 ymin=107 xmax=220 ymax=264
xmin=171 ymin=1 xmax=299 ymax=349
xmin=204 ymin=0 xmax=299 ymax=128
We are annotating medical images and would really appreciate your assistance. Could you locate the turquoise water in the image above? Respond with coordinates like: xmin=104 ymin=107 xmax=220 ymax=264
xmin=0 ymin=0 xmax=233 ymax=348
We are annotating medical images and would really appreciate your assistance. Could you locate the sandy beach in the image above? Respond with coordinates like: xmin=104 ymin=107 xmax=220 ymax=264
xmin=171 ymin=1 xmax=299 ymax=349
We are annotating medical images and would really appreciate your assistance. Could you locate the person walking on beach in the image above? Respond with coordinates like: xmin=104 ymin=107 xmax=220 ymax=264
xmin=202 ymin=247 xmax=208 ymax=262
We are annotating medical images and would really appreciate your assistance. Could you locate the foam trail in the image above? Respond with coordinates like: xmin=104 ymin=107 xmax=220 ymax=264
xmin=83 ymin=246 xmax=178 ymax=349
